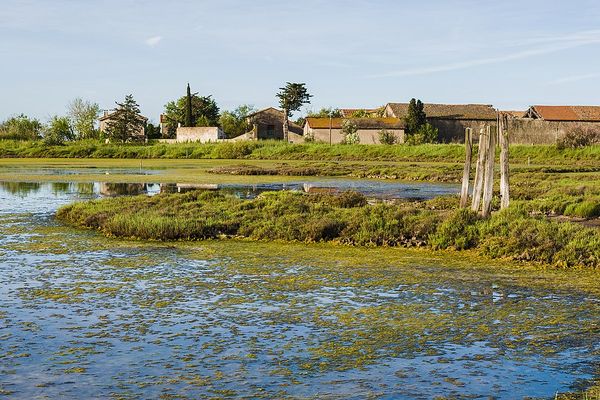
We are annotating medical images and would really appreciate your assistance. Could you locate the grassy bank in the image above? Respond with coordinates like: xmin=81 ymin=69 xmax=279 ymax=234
xmin=57 ymin=190 xmax=600 ymax=268
xmin=2 ymin=139 xmax=600 ymax=164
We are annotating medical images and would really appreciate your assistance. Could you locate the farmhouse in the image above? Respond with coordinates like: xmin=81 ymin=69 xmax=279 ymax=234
xmin=99 ymin=110 xmax=147 ymax=141
xmin=506 ymin=105 xmax=600 ymax=144
xmin=384 ymin=103 xmax=497 ymax=142
xmin=245 ymin=107 xmax=303 ymax=142
xmin=303 ymin=117 xmax=404 ymax=144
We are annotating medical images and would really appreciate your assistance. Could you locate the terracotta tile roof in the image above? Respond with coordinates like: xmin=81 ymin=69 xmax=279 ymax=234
xmin=305 ymin=117 xmax=404 ymax=130
xmin=528 ymin=105 xmax=600 ymax=122
xmin=386 ymin=103 xmax=497 ymax=120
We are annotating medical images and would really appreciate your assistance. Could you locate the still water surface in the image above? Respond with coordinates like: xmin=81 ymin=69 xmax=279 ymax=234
xmin=0 ymin=176 xmax=599 ymax=399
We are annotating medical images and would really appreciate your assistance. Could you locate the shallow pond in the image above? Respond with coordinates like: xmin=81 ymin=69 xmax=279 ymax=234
xmin=0 ymin=176 xmax=599 ymax=399
xmin=0 ymin=176 xmax=459 ymax=202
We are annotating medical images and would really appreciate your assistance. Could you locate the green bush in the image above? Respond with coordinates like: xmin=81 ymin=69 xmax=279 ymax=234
xmin=429 ymin=208 xmax=480 ymax=250
xmin=378 ymin=129 xmax=397 ymax=145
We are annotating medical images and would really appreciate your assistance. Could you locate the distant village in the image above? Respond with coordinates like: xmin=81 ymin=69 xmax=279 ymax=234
xmin=99 ymin=97 xmax=600 ymax=146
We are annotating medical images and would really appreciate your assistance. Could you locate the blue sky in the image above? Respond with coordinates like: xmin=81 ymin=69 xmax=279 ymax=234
xmin=2 ymin=0 xmax=600 ymax=123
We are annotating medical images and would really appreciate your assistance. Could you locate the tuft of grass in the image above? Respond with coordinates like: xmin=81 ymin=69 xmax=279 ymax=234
xmin=564 ymin=201 xmax=600 ymax=219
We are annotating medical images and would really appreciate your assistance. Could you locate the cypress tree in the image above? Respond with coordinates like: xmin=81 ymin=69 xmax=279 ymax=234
xmin=185 ymin=83 xmax=193 ymax=127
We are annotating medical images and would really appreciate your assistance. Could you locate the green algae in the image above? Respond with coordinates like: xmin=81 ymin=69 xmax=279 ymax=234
xmin=2 ymin=206 xmax=600 ymax=398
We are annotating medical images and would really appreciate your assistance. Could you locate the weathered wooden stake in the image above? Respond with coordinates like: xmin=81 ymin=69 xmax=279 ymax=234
xmin=481 ymin=125 xmax=496 ymax=217
xmin=459 ymin=128 xmax=473 ymax=208
xmin=499 ymin=113 xmax=510 ymax=209
xmin=471 ymin=128 xmax=488 ymax=212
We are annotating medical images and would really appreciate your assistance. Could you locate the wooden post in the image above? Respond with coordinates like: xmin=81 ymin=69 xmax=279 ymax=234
xmin=499 ymin=113 xmax=510 ymax=209
xmin=471 ymin=128 xmax=488 ymax=212
xmin=459 ymin=128 xmax=473 ymax=208
xmin=481 ymin=125 xmax=496 ymax=217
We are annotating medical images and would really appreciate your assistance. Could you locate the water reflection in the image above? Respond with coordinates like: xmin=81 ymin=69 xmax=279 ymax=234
xmin=0 ymin=181 xmax=41 ymax=196
xmin=0 ymin=179 xmax=460 ymax=201
xmin=99 ymin=182 xmax=149 ymax=196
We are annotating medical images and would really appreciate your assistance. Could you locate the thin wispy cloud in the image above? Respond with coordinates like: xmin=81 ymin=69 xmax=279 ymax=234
xmin=548 ymin=72 xmax=600 ymax=85
xmin=371 ymin=30 xmax=600 ymax=78
xmin=145 ymin=36 xmax=162 ymax=47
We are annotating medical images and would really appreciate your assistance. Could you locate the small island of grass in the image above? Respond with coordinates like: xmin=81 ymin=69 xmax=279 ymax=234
xmin=57 ymin=190 xmax=600 ymax=269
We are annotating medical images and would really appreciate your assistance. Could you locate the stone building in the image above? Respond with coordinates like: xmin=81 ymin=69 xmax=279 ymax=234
xmin=384 ymin=103 xmax=497 ymax=143
xmin=303 ymin=117 xmax=404 ymax=144
xmin=158 ymin=126 xmax=226 ymax=143
xmin=245 ymin=107 xmax=303 ymax=141
xmin=506 ymin=105 xmax=600 ymax=145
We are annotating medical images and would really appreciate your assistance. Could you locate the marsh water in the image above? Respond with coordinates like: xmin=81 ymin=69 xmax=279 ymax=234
xmin=1 ymin=172 xmax=599 ymax=398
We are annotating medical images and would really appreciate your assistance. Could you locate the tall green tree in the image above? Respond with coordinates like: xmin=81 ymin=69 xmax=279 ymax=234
xmin=276 ymin=82 xmax=312 ymax=141
xmin=163 ymin=93 xmax=220 ymax=137
xmin=0 ymin=114 xmax=42 ymax=140
xmin=43 ymin=116 xmax=74 ymax=145
xmin=184 ymin=83 xmax=193 ymax=127
xmin=67 ymin=98 xmax=101 ymax=139
xmin=105 ymin=95 xmax=146 ymax=143
xmin=144 ymin=122 xmax=162 ymax=139
xmin=405 ymin=98 xmax=427 ymax=134
xmin=218 ymin=105 xmax=256 ymax=138
xmin=306 ymin=107 xmax=342 ymax=118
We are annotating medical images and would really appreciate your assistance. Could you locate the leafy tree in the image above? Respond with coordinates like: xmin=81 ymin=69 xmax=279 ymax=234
xmin=219 ymin=105 xmax=256 ymax=138
xmin=276 ymin=82 xmax=312 ymax=141
xmin=43 ymin=116 xmax=74 ymax=145
xmin=405 ymin=98 xmax=426 ymax=134
xmin=67 ymin=98 xmax=101 ymax=140
xmin=105 ymin=95 xmax=146 ymax=143
xmin=306 ymin=107 xmax=342 ymax=118
xmin=0 ymin=114 xmax=42 ymax=140
xmin=163 ymin=93 xmax=220 ymax=137
xmin=144 ymin=122 xmax=162 ymax=140
xmin=341 ymin=120 xmax=359 ymax=144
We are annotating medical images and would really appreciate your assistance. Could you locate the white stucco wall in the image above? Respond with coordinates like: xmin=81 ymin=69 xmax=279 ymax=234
xmin=174 ymin=127 xmax=226 ymax=143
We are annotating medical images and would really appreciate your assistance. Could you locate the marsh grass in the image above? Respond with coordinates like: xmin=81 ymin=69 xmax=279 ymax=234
xmin=57 ymin=190 xmax=600 ymax=268
xmin=2 ymin=140 xmax=599 ymax=164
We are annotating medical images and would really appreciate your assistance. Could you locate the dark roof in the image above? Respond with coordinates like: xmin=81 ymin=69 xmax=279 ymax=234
xmin=386 ymin=103 xmax=497 ymax=120
xmin=502 ymin=110 xmax=526 ymax=118
xmin=246 ymin=107 xmax=283 ymax=118
xmin=99 ymin=111 xmax=148 ymax=121
xmin=304 ymin=117 xmax=405 ymax=130
xmin=526 ymin=105 xmax=600 ymax=122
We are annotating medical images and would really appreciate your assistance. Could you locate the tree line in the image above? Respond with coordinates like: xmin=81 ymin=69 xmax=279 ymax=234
xmin=1 ymin=80 xmax=437 ymax=145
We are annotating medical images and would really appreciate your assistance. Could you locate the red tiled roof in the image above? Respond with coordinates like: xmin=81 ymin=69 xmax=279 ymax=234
xmin=305 ymin=117 xmax=404 ymax=129
xmin=529 ymin=105 xmax=600 ymax=122
xmin=386 ymin=103 xmax=497 ymax=120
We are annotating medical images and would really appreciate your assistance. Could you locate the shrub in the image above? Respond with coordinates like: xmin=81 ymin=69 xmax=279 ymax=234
xmin=341 ymin=120 xmax=360 ymax=144
xmin=378 ymin=129 xmax=397 ymax=145
xmin=429 ymin=208 xmax=480 ymax=250
xmin=406 ymin=123 xmax=439 ymax=145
